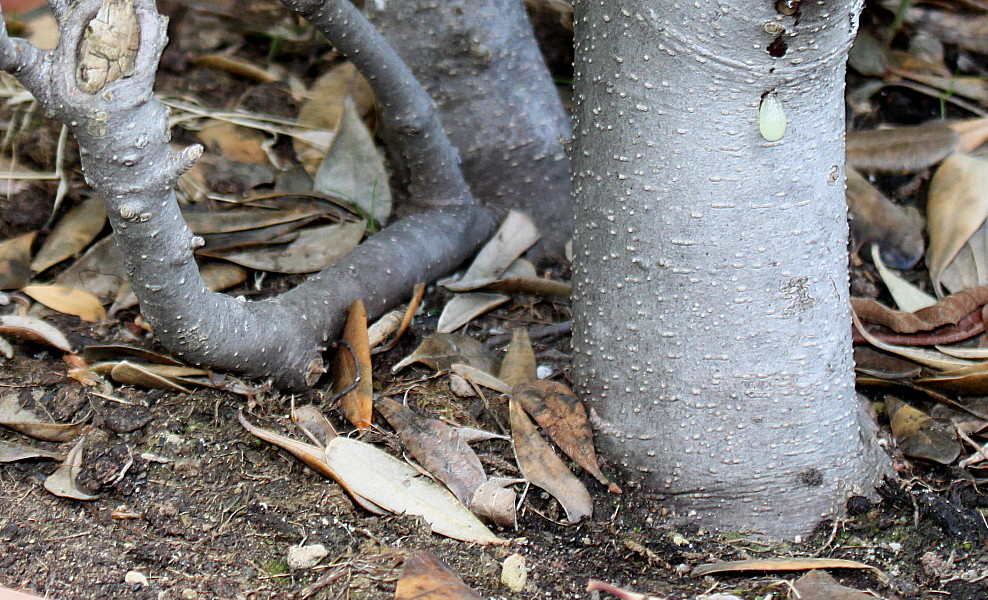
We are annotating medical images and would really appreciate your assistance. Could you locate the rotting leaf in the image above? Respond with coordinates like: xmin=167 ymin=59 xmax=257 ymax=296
xmin=0 ymin=232 xmax=36 ymax=290
xmin=851 ymin=286 xmax=988 ymax=335
xmin=793 ymin=570 xmax=875 ymax=600
xmin=202 ymin=221 xmax=365 ymax=274
xmin=376 ymin=397 xmax=487 ymax=507
xmin=0 ymin=439 xmax=65 ymax=462
xmin=509 ymin=397 xmax=593 ymax=523
xmin=0 ymin=315 xmax=72 ymax=353
xmin=436 ymin=292 xmax=510 ymax=334
xmin=926 ymin=153 xmax=988 ymax=295
xmin=846 ymin=122 xmax=958 ymax=174
xmin=31 ymin=197 xmax=106 ymax=274
xmin=314 ymin=96 xmax=392 ymax=225
xmin=512 ymin=381 xmax=620 ymax=493
xmin=887 ymin=398 xmax=962 ymax=464
xmin=331 ymin=300 xmax=373 ymax=430
xmin=469 ymin=478 xmax=518 ymax=527
xmin=499 ymin=328 xmax=537 ymax=387
xmin=392 ymin=333 xmax=499 ymax=375
xmin=444 ymin=211 xmax=541 ymax=292
xmin=846 ymin=168 xmax=924 ymax=269
xmin=395 ymin=551 xmax=484 ymax=600
xmin=237 ymin=410 xmax=387 ymax=515
xmin=44 ymin=434 xmax=99 ymax=501
xmin=690 ymin=558 xmax=885 ymax=579
xmin=323 ymin=436 xmax=504 ymax=544
xmin=21 ymin=284 xmax=107 ymax=323
xmin=0 ymin=394 xmax=88 ymax=442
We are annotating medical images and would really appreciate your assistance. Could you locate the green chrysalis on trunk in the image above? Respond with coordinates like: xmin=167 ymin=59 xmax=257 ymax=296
xmin=759 ymin=93 xmax=786 ymax=142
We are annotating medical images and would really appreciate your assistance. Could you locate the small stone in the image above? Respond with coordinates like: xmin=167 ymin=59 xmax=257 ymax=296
xmin=287 ymin=543 xmax=328 ymax=570
xmin=449 ymin=374 xmax=476 ymax=397
xmin=500 ymin=553 xmax=526 ymax=592
xmin=124 ymin=570 xmax=148 ymax=586
xmin=181 ymin=590 xmax=198 ymax=600
xmin=536 ymin=365 xmax=553 ymax=379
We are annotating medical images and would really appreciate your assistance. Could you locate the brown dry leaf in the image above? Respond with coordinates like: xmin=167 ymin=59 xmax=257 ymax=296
xmin=323 ymin=436 xmax=504 ymax=544
xmin=0 ymin=439 xmax=65 ymax=463
xmin=499 ymin=328 xmax=537 ymax=387
xmin=469 ymin=478 xmax=518 ymax=527
xmin=332 ymin=300 xmax=373 ymax=430
xmin=0 ymin=394 xmax=88 ymax=442
xmin=690 ymin=558 xmax=885 ymax=579
xmin=851 ymin=287 xmax=988 ymax=334
xmin=196 ymin=120 xmax=271 ymax=166
xmin=512 ymin=381 xmax=619 ymax=493
xmin=436 ymin=292 xmax=510 ymax=333
xmin=394 ymin=551 xmax=484 ymax=600
xmin=886 ymin=398 xmax=961 ymax=464
xmin=22 ymin=284 xmax=106 ymax=322
xmin=926 ymin=153 xmax=988 ymax=295
xmin=0 ymin=315 xmax=72 ymax=352
xmin=585 ymin=580 xmax=663 ymax=600
xmin=0 ymin=231 xmax=36 ymax=290
xmin=917 ymin=362 xmax=988 ymax=394
xmin=851 ymin=311 xmax=972 ymax=371
xmin=31 ymin=197 xmax=106 ymax=274
xmin=793 ymin=570 xmax=876 ymax=600
xmin=479 ymin=277 xmax=572 ymax=297
xmin=509 ymin=397 xmax=593 ymax=523
xmin=314 ymin=97 xmax=392 ymax=225
xmin=444 ymin=211 xmax=540 ymax=292
xmin=846 ymin=168 xmax=924 ymax=269
xmin=203 ymin=221 xmax=365 ymax=273
xmin=392 ymin=333 xmax=499 ymax=375
xmin=376 ymin=396 xmax=487 ymax=507
xmin=43 ymin=434 xmax=99 ymax=501
xmin=54 ymin=235 xmax=126 ymax=300
xmin=292 ymin=404 xmax=337 ymax=448
xmin=102 ymin=361 xmax=193 ymax=393
xmin=847 ymin=122 xmax=958 ymax=174
xmin=182 ymin=206 xmax=323 ymax=235
xmin=949 ymin=118 xmax=988 ymax=153
xmin=237 ymin=410 xmax=387 ymax=515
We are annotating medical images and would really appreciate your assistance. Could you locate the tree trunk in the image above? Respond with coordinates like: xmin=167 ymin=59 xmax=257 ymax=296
xmin=367 ymin=0 xmax=572 ymax=263
xmin=571 ymin=0 xmax=889 ymax=536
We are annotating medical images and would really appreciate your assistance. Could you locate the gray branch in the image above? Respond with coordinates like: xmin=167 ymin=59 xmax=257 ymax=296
xmin=0 ymin=0 xmax=495 ymax=390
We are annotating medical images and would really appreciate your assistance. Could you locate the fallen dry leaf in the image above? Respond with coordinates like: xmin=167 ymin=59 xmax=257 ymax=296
xmin=53 ymin=236 xmax=126 ymax=300
xmin=450 ymin=364 xmax=511 ymax=394
xmin=21 ymin=284 xmax=106 ymax=322
xmin=436 ymin=292 xmax=510 ymax=334
xmin=0 ymin=232 xmax=36 ymax=290
xmin=513 ymin=381 xmax=619 ymax=493
xmin=394 ymin=551 xmax=484 ymax=600
xmin=292 ymin=404 xmax=337 ymax=447
xmin=0 ymin=439 xmax=65 ymax=462
xmin=926 ymin=153 xmax=988 ymax=295
xmin=392 ymin=333 xmax=499 ymax=375
xmin=0 ymin=393 xmax=88 ymax=442
xmin=690 ymin=558 xmax=885 ymax=579
xmin=586 ymin=580 xmax=664 ymax=600
xmin=370 ymin=282 xmax=424 ymax=353
xmin=0 ymin=315 xmax=73 ymax=353
xmin=444 ymin=211 xmax=540 ymax=292
xmin=499 ymin=328 xmax=537 ymax=387
xmin=793 ymin=570 xmax=879 ymax=600
xmin=376 ymin=396 xmax=487 ymax=507
xmin=31 ymin=197 xmax=106 ymax=274
xmin=846 ymin=122 xmax=958 ymax=174
xmin=332 ymin=300 xmax=373 ymax=430
xmin=509 ymin=397 xmax=593 ymax=523
xmin=202 ymin=221 xmax=365 ymax=273
xmin=44 ymin=434 xmax=99 ymax=501
xmin=846 ymin=168 xmax=924 ymax=269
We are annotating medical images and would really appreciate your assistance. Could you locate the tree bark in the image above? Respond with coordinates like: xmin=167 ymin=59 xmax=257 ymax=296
xmin=367 ymin=0 xmax=572 ymax=263
xmin=571 ymin=0 xmax=889 ymax=536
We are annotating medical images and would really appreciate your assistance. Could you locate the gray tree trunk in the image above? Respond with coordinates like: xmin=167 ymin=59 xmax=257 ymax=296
xmin=571 ymin=0 xmax=890 ymax=536
xmin=367 ymin=0 xmax=572 ymax=263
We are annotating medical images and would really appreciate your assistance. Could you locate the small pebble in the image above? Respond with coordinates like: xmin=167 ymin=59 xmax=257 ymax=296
xmin=124 ymin=571 xmax=148 ymax=586
xmin=500 ymin=553 xmax=526 ymax=592
xmin=287 ymin=543 xmax=328 ymax=570
xmin=449 ymin=374 xmax=476 ymax=397
xmin=536 ymin=365 xmax=553 ymax=379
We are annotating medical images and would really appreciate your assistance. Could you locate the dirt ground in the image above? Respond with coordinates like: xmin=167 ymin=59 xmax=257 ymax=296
xmin=1 ymin=1 xmax=987 ymax=599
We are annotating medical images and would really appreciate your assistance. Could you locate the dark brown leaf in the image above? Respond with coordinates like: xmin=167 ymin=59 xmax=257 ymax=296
xmin=847 ymin=122 xmax=958 ymax=174
xmin=512 ymin=381 xmax=619 ymax=492
xmin=332 ymin=300 xmax=372 ymax=430
xmin=0 ymin=232 xmax=35 ymax=290
xmin=395 ymin=551 xmax=484 ymax=600
xmin=846 ymin=168 xmax=924 ymax=269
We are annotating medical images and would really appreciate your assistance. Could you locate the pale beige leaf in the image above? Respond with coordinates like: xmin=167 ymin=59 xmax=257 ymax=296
xmin=793 ymin=570 xmax=876 ymax=600
xmin=0 ymin=439 xmax=65 ymax=463
xmin=323 ymin=436 xmax=504 ymax=544
xmin=0 ymin=315 xmax=72 ymax=352
xmin=499 ymin=328 xmax=537 ymax=387
xmin=44 ymin=435 xmax=99 ymax=501
xmin=690 ymin=558 xmax=885 ymax=578
xmin=22 ymin=285 xmax=106 ymax=322
xmin=926 ymin=154 xmax=988 ymax=295
xmin=871 ymin=246 xmax=936 ymax=312
xmin=392 ymin=333 xmax=499 ymax=374
xmin=949 ymin=117 xmax=988 ymax=153
xmin=0 ymin=393 xmax=88 ymax=442
xmin=109 ymin=361 xmax=192 ymax=393
xmin=436 ymin=292 xmax=509 ymax=333
xmin=31 ymin=197 xmax=106 ymax=274
xmin=451 ymin=364 xmax=511 ymax=393
xmin=444 ymin=211 xmax=540 ymax=291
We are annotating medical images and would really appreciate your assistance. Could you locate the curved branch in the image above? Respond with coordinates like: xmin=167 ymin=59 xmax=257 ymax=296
xmin=0 ymin=0 xmax=496 ymax=389
xmin=279 ymin=0 xmax=473 ymax=208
